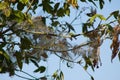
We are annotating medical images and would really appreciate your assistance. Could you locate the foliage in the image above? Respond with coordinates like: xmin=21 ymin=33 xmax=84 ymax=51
xmin=0 ymin=0 xmax=120 ymax=80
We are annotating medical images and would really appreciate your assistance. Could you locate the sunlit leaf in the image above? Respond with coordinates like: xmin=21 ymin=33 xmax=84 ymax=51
xmin=2 ymin=52 xmax=10 ymax=61
xmin=0 ymin=2 xmax=8 ymax=10
xmin=19 ymin=0 xmax=28 ymax=4
xmin=13 ymin=10 xmax=25 ymax=22
xmin=34 ymin=66 xmax=46 ymax=73
xmin=65 ymin=9 xmax=70 ymax=16
xmin=3 ymin=8 xmax=11 ymax=17
xmin=90 ymin=14 xmax=106 ymax=23
xmin=84 ymin=56 xmax=94 ymax=71
xmin=0 ymin=49 xmax=10 ymax=61
xmin=52 ymin=70 xmax=58 ymax=78
xmin=97 ymin=14 xmax=106 ymax=20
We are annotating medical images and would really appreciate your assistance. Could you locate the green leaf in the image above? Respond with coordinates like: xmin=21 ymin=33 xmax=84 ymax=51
xmin=65 ymin=9 xmax=70 ymax=16
xmin=51 ymin=21 xmax=60 ymax=27
xmin=20 ymin=36 xmax=32 ymax=50
xmin=84 ymin=56 xmax=94 ymax=71
xmin=19 ymin=0 xmax=28 ymax=4
xmin=64 ymin=3 xmax=70 ymax=16
xmin=118 ymin=52 xmax=120 ymax=61
xmin=43 ymin=1 xmax=53 ymax=14
xmin=91 ymin=76 xmax=94 ymax=80
xmin=89 ymin=15 xmax=97 ymax=23
xmin=31 ymin=0 xmax=39 ymax=5
xmin=88 ymin=0 xmax=97 ymax=7
xmin=13 ymin=10 xmax=25 ymax=22
xmin=57 ymin=8 xmax=65 ymax=17
xmin=15 ymin=52 xmax=23 ymax=70
xmin=30 ymin=59 xmax=39 ymax=68
xmin=99 ymin=0 xmax=104 ymax=9
xmin=54 ymin=3 xmax=60 ymax=12
xmin=110 ymin=10 xmax=119 ymax=19
xmin=109 ymin=0 xmax=111 ymax=2
xmin=90 ymin=14 xmax=106 ymax=23
xmin=60 ymin=71 xmax=64 ymax=80
xmin=66 ymin=22 xmax=75 ymax=32
xmin=106 ymin=24 xmax=114 ymax=32
xmin=80 ymin=0 xmax=86 ymax=2
xmin=34 ymin=66 xmax=46 ymax=73
xmin=0 ymin=2 xmax=8 ymax=10
xmin=17 ymin=2 xmax=25 ymax=10
xmin=56 ymin=76 xmax=60 ymax=80
xmin=0 ymin=49 xmax=10 ymax=61
xmin=2 ymin=52 xmax=10 ymax=61
xmin=84 ymin=64 xmax=88 ymax=70
xmin=52 ymin=70 xmax=58 ymax=78
xmin=82 ymin=23 xmax=91 ymax=33
xmin=97 ymin=14 xmax=106 ymax=20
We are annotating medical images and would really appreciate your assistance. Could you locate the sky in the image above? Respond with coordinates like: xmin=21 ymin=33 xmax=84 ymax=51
xmin=0 ymin=0 xmax=120 ymax=80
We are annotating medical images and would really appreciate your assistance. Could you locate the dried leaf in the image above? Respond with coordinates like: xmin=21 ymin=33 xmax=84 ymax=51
xmin=67 ymin=0 xmax=78 ymax=8
xmin=111 ymin=25 xmax=120 ymax=61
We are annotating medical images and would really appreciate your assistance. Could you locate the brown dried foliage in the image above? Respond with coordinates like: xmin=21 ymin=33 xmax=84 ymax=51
xmin=85 ymin=29 xmax=101 ymax=67
xmin=110 ymin=25 xmax=120 ymax=61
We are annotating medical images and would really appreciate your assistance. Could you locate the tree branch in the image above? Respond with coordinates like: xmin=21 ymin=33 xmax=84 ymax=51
xmin=22 ymin=29 xmax=83 ymax=38
xmin=15 ymin=69 xmax=37 ymax=79
xmin=15 ymin=73 xmax=33 ymax=80
xmin=32 ymin=41 xmax=92 ymax=53
xmin=25 ymin=0 xmax=34 ymax=14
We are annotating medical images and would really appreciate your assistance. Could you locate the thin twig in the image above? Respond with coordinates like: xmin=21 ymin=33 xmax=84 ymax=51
xmin=15 ymin=69 xmax=37 ymax=79
xmin=70 ymin=10 xmax=83 ymax=24
xmin=54 ymin=51 xmax=93 ymax=79
xmin=15 ymin=73 xmax=33 ymax=80
xmin=79 ymin=64 xmax=94 ymax=78
xmin=54 ymin=52 xmax=78 ymax=63
xmin=22 ymin=29 xmax=83 ymax=38
xmin=25 ymin=0 xmax=34 ymax=14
